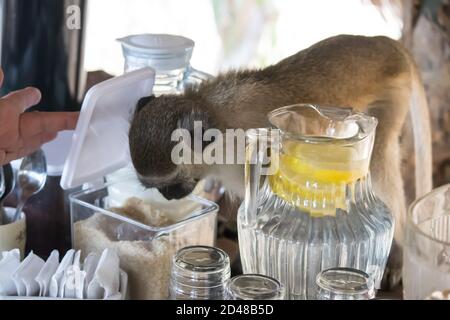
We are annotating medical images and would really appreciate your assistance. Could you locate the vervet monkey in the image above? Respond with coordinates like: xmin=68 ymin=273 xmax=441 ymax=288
xmin=129 ymin=35 xmax=432 ymax=285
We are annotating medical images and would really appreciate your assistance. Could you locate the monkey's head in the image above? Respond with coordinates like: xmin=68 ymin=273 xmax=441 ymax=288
xmin=129 ymin=94 xmax=214 ymax=200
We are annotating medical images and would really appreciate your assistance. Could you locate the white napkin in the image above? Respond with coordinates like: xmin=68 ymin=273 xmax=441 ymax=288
xmin=49 ymin=249 xmax=74 ymax=298
xmin=62 ymin=250 xmax=86 ymax=299
xmin=118 ymin=270 xmax=128 ymax=300
xmin=12 ymin=251 xmax=45 ymax=296
xmin=0 ymin=249 xmax=21 ymax=296
xmin=83 ymin=252 xmax=100 ymax=298
xmin=1 ymin=248 xmax=126 ymax=300
xmin=87 ymin=249 xmax=120 ymax=299
xmin=35 ymin=250 xmax=59 ymax=297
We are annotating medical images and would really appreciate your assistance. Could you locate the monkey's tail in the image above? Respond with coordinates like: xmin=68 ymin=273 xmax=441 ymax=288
xmin=409 ymin=61 xmax=433 ymax=198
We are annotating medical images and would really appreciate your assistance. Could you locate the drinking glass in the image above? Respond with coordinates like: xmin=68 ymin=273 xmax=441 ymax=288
xmin=316 ymin=267 xmax=375 ymax=300
xmin=403 ymin=184 xmax=450 ymax=299
xmin=169 ymin=246 xmax=230 ymax=300
xmin=226 ymin=274 xmax=285 ymax=300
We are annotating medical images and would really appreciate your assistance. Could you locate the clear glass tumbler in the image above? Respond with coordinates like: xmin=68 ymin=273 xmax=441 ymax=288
xmin=169 ymin=246 xmax=230 ymax=300
xmin=316 ymin=267 xmax=375 ymax=300
xmin=403 ymin=183 xmax=450 ymax=299
xmin=226 ymin=274 xmax=285 ymax=300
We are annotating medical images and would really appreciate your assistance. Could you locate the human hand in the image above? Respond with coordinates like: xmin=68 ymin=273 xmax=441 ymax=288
xmin=0 ymin=69 xmax=79 ymax=165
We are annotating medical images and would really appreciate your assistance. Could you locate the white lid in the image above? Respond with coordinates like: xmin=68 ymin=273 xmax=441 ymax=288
xmin=42 ymin=130 xmax=74 ymax=176
xmin=117 ymin=34 xmax=195 ymax=71
xmin=60 ymin=68 xmax=155 ymax=189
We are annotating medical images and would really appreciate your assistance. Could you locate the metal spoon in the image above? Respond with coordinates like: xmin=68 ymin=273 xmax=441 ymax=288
xmin=13 ymin=149 xmax=47 ymax=222
xmin=0 ymin=163 xmax=16 ymax=225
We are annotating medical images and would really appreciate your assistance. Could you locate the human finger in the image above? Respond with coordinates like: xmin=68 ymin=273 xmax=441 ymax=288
xmin=3 ymin=132 xmax=57 ymax=163
xmin=0 ymin=87 xmax=41 ymax=113
xmin=19 ymin=112 xmax=79 ymax=139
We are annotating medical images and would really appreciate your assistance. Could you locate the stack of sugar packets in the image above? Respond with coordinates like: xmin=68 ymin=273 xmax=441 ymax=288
xmin=0 ymin=248 xmax=128 ymax=300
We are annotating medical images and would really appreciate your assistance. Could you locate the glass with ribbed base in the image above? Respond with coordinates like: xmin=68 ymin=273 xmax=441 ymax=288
xmin=238 ymin=104 xmax=394 ymax=300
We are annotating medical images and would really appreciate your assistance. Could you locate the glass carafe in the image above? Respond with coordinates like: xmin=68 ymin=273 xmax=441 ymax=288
xmin=117 ymin=33 xmax=212 ymax=95
xmin=238 ymin=104 xmax=394 ymax=300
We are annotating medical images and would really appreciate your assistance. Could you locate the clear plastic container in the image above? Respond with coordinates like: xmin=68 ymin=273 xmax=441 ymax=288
xmin=70 ymin=180 xmax=218 ymax=300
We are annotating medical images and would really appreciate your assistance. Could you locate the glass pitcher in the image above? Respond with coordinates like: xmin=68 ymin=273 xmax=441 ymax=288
xmin=238 ymin=104 xmax=394 ymax=300
xmin=117 ymin=33 xmax=212 ymax=95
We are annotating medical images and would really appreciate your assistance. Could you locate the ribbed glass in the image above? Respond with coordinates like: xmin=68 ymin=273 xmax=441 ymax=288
xmin=238 ymin=104 xmax=394 ymax=300
xmin=169 ymin=246 xmax=231 ymax=300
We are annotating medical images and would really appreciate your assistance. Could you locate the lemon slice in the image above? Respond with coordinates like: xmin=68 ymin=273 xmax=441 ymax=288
xmin=269 ymin=141 xmax=368 ymax=217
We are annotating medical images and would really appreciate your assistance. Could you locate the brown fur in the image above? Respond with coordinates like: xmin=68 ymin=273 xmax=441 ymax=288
xmin=129 ymin=35 xmax=433 ymax=286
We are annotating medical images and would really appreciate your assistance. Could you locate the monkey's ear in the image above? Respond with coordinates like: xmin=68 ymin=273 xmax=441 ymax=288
xmin=136 ymin=95 xmax=155 ymax=113
xmin=178 ymin=110 xmax=215 ymax=151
